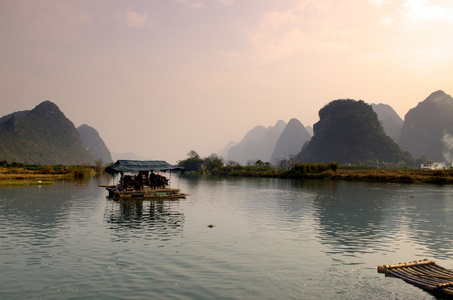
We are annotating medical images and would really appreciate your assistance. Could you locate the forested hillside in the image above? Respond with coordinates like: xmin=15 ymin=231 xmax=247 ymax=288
xmin=296 ymin=99 xmax=413 ymax=166
xmin=0 ymin=101 xmax=95 ymax=165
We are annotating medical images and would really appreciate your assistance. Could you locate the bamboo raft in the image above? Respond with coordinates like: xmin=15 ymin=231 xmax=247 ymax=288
xmin=106 ymin=186 xmax=187 ymax=200
xmin=377 ymin=259 xmax=453 ymax=297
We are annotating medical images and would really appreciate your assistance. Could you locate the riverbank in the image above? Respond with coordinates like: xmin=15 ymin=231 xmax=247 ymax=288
xmin=2 ymin=164 xmax=452 ymax=186
xmin=0 ymin=165 xmax=97 ymax=186
xmin=330 ymin=169 xmax=453 ymax=184
xmin=209 ymin=163 xmax=453 ymax=184
xmin=0 ymin=174 xmax=62 ymax=186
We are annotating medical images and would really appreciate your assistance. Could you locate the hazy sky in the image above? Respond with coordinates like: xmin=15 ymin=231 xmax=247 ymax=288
xmin=1 ymin=0 xmax=452 ymax=163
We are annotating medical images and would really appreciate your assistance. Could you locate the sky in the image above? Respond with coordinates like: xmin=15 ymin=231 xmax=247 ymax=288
xmin=1 ymin=0 xmax=453 ymax=164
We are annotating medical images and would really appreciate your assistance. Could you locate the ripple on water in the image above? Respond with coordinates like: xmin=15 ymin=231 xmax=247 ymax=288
xmin=0 ymin=178 xmax=451 ymax=299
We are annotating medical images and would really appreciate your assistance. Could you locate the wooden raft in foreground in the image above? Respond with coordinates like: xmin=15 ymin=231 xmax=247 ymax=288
xmin=377 ymin=259 xmax=453 ymax=297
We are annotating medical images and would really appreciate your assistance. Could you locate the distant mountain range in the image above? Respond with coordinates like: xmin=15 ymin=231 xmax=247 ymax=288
xmin=224 ymin=119 xmax=312 ymax=165
xmin=270 ymin=118 xmax=311 ymax=164
xmin=3 ymin=90 xmax=451 ymax=166
xmin=221 ymin=90 xmax=453 ymax=166
xmin=371 ymin=103 xmax=403 ymax=142
xmin=77 ymin=124 xmax=113 ymax=163
xmin=295 ymin=99 xmax=412 ymax=165
xmin=398 ymin=90 xmax=453 ymax=162
xmin=226 ymin=120 xmax=287 ymax=165
xmin=0 ymin=101 xmax=112 ymax=165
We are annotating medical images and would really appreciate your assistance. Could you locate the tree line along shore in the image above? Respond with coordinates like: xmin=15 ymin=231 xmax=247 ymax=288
xmin=1 ymin=157 xmax=453 ymax=187
xmin=176 ymin=152 xmax=453 ymax=184
xmin=208 ymin=163 xmax=453 ymax=184
xmin=0 ymin=160 xmax=102 ymax=186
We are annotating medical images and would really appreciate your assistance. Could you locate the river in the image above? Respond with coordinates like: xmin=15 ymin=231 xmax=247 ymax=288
xmin=0 ymin=176 xmax=452 ymax=299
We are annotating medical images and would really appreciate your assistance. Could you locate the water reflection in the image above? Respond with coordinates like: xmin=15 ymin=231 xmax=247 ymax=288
xmin=311 ymin=181 xmax=453 ymax=260
xmin=395 ymin=187 xmax=453 ymax=259
xmin=0 ymin=184 xmax=72 ymax=228
xmin=105 ymin=199 xmax=185 ymax=242
xmin=312 ymin=181 xmax=388 ymax=257
xmin=0 ymin=181 xmax=100 ymax=269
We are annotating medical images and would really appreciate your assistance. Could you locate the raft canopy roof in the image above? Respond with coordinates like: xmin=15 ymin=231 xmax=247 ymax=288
xmin=105 ymin=160 xmax=184 ymax=175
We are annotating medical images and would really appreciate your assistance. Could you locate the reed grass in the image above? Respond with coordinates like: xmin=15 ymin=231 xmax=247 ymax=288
xmin=0 ymin=180 xmax=55 ymax=187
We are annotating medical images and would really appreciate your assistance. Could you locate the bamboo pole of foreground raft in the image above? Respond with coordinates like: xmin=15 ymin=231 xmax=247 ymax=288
xmin=377 ymin=259 xmax=435 ymax=273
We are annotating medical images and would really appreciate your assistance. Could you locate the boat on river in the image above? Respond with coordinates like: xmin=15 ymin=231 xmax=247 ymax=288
xmin=377 ymin=259 xmax=453 ymax=297
xmin=104 ymin=160 xmax=186 ymax=200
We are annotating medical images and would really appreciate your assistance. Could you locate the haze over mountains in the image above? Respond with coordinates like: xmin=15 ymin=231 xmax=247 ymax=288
xmin=77 ymin=124 xmax=113 ymax=163
xmin=1 ymin=90 xmax=452 ymax=166
xmin=221 ymin=90 xmax=453 ymax=166
xmin=371 ymin=103 xmax=403 ymax=143
xmin=270 ymin=118 xmax=311 ymax=164
xmin=398 ymin=90 xmax=453 ymax=162
xmin=225 ymin=120 xmax=287 ymax=165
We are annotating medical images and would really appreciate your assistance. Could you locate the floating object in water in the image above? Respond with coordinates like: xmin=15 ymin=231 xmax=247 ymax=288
xmin=104 ymin=160 xmax=187 ymax=199
xmin=377 ymin=259 xmax=453 ymax=297
xmin=207 ymin=224 xmax=215 ymax=228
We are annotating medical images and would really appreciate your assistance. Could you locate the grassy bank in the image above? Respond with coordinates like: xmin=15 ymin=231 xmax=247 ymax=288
xmin=0 ymin=164 xmax=99 ymax=187
xmin=331 ymin=169 xmax=453 ymax=184
xmin=207 ymin=163 xmax=453 ymax=184
xmin=0 ymin=179 xmax=55 ymax=187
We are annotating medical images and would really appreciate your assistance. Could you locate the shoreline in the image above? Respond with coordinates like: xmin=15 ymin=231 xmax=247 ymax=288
xmin=295 ymin=169 xmax=453 ymax=184
xmin=2 ymin=168 xmax=453 ymax=186
xmin=209 ymin=167 xmax=453 ymax=185
xmin=0 ymin=174 xmax=61 ymax=186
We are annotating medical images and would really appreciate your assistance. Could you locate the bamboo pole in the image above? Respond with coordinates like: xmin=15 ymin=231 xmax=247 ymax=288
xmin=377 ymin=259 xmax=434 ymax=273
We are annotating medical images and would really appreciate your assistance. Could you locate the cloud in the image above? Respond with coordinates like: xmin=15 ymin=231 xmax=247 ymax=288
xmin=401 ymin=0 xmax=453 ymax=24
xmin=367 ymin=0 xmax=390 ymax=6
xmin=217 ymin=0 xmax=234 ymax=6
xmin=260 ymin=10 xmax=299 ymax=30
xmin=378 ymin=16 xmax=394 ymax=26
xmin=244 ymin=1 xmax=351 ymax=64
xmin=251 ymin=28 xmax=306 ymax=64
xmin=122 ymin=11 xmax=152 ymax=28
xmin=173 ymin=0 xmax=204 ymax=9
xmin=3 ymin=0 xmax=91 ymax=43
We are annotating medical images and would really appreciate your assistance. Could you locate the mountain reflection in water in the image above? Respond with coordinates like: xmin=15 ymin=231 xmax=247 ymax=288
xmin=308 ymin=180 xmax=453 ymax=260
xmin=1 ymin=177 xmax=453 ymax=299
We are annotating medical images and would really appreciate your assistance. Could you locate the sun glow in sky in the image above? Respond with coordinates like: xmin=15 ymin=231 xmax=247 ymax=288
xmin=1 ymin=0 xmax=452 ymax=163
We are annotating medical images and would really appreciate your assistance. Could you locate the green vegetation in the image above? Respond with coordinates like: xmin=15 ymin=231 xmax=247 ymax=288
xmin=0 ymin=101 xmax=95 ymax=165
xmin=0 ymin=160 xmax=103 ymax=187
xmin=280 ymin=162 xmax=339 ymax=178
xmin=211 ymin=161 xmax=281 ymax=177
xmin=177 ymin=151 xmax=224 ymax=175
xmin=177 ymin=150 xmax=453 ymax=184
xmin=0 ymin=180 xmax=55 ymax=187
xmin=296 ymin=99 xmax=414 ymax=166
xmin=178 ymin=151 xmax=338 ymax=178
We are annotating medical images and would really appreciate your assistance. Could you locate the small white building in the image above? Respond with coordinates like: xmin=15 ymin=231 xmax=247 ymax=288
xmin=421 ymin=162 xmax=453 ymax=170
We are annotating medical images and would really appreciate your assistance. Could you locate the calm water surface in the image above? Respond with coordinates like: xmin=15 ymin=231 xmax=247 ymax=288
xmin=1 ymin=176 xmax=453 ymax=299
